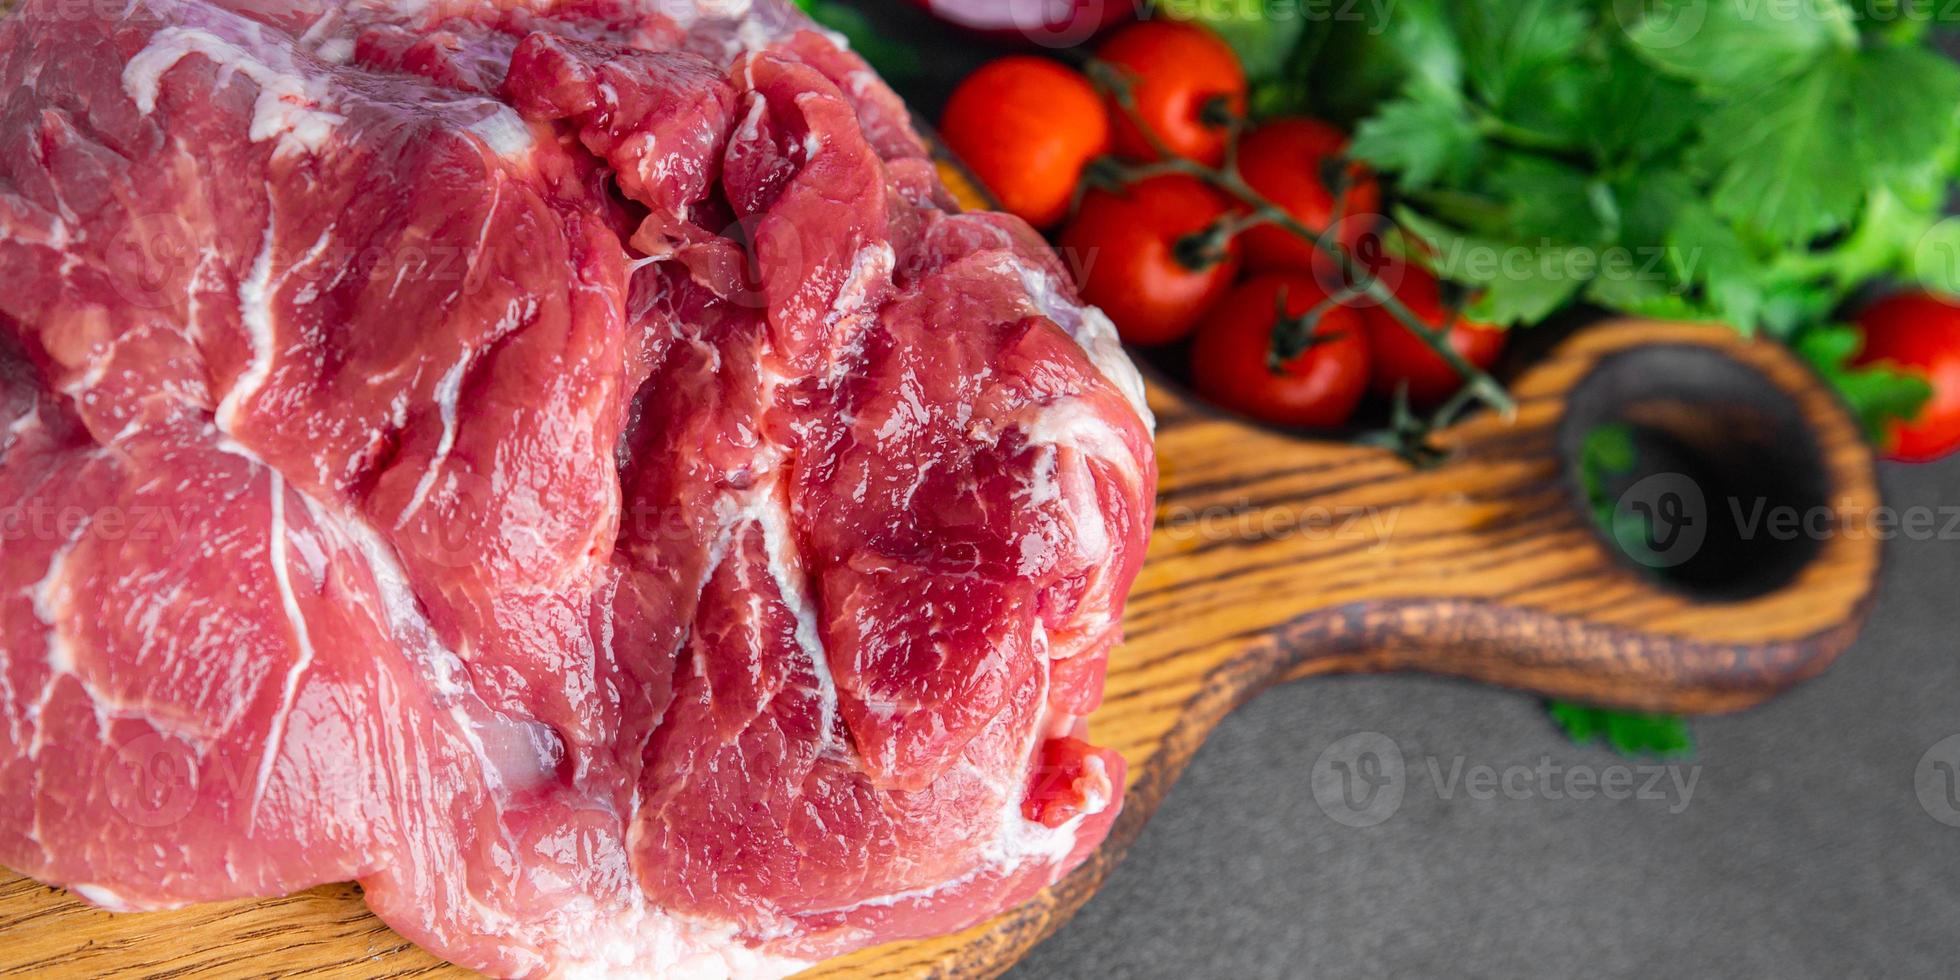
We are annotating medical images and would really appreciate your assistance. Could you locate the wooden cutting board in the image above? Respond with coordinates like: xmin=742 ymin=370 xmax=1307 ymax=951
xmin=0 ymin=318 xmax=1881 ymax=977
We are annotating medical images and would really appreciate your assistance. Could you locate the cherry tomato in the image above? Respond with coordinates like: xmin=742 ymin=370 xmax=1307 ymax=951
xmin=1190 ymin=273 xmax=1371 ymax=429
xmin=1058 ymin=175 xmax=1241 ymax=346
xmin=1237 ymin=118 xmax=1382 ymax=277
xmin=940 ymin=57 xmax=1110 ymax=229
xmin=1095 ymin=21 xmax=1246 ymax=166
xmin=1357 ymin=260 xmax=1506 ymax=407
xmin=1854 ymin=290 xmax=1960 ymax=462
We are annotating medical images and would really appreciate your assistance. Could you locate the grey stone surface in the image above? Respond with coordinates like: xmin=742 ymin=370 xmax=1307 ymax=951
xmin=1013 ymin=458 xmax=1960 ymax=979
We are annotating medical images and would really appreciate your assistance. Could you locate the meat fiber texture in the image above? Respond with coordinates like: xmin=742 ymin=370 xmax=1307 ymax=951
xmin=0 ymin=0 xmax=1157 ymax=976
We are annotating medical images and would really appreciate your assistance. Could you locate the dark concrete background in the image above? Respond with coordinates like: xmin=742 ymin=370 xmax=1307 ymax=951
xmin=1019 ymin=460 xmax=1952 ymax=980
xmin=1011 ymin=458 xmax=1960 ymax=979
xmin=826 ymin=6 xmax=1960 ymax=974
xmin=0 ymin=2 xmax=1944 ymax=975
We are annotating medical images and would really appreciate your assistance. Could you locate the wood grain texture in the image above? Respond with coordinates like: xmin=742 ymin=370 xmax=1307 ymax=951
xmin=0 ymin=319 xmax=1881 ymax=978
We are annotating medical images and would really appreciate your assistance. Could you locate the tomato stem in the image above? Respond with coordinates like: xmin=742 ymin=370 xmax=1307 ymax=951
xmin=1356 ymin=386 xmax=1450 ymax=468
xmin=1084 ymin=60 xmax=1518 ymax=452
xmin=1266 ymin=285 xmax=1358 ymax=373
xmin=1086 ymin=60 xmax=1181 ymax=161
xmin=1173 ymin=210 xmax=1266 ymax=272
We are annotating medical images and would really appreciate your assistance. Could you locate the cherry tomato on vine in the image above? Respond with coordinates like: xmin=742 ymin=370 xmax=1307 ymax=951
xmin=1357 ymin=259 xmax=1506 ymax=407
xmin=940 ymin=57 xmax=1111 ymax=229
xmin=1189 ymin=273 xmax=1371 ymax=429
xmin=1058 ymin=175 xmax=1241 ymax=346
xmin=1854 ymin=290 xmax=1960 ymax=462
xmin=1095 ymin=20 xmax=1246 ymax=166
xmin=1237 ymin=118 xmax=1382 ymax=277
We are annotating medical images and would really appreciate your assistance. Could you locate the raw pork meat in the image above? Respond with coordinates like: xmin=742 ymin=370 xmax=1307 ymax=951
xmin=0 ymin=0 xmax=1155 ymax=975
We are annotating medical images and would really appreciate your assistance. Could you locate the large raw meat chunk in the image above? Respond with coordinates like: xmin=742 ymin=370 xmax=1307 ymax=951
xmin=0 ymin=0 xmax=1156 ymax=976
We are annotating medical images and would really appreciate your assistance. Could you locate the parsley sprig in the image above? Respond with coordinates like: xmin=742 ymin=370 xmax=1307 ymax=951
xmin=1548 ymin=699 xmax=1694 ymax=757
xmin=1254 ymin=0 xmax=1956 ymax=434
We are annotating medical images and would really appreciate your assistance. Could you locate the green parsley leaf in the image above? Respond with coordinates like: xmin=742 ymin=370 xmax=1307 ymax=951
xmin=1695 ymin=61 xmax=1866 ymax=242
xmin=1465 ymin=251 xmax=1588 ymax=325
xmin=1797 ymin=187 xmax=1950 ymax=293
xmin=1761 ymin=281 xmax=1846 ymax=339
xmin=1488 ymin=155 xmax=1620 ymax=245
xmin=1584 ymin=44 xmax=1705 ymax=165
xmin=1449 ymin=0 xmax=1592 ymax=113
xmin=1667 ymin=202 xmax=1764 ymax=333
xmin=1299 ymin=0 xmax=1461 ymax=126
xmin=1794 ymin=324 xmax=1935 ymax=442
xmin=1627 ymin=0 xmax=1856 ymax=90
xmin=1548 ymin=701 xmax=1695 ymax=757
xmin=1394 ymin=208 xmax=1587 ymax=326
xmin=1578 ymin=422 xmax=1636 ymax=511
xmin=1611 ymin=168 xmax=1697 ymax=253
xmin=1842 ymin=46 xmax=1960 ymax=186
xmin=1576 ymin=422 xmax=1677 ymax=571
xmin=1494 ymin=58 xmax=1598 ymax=148
xmin=1697 ymin=45 xmax=1960 ymax=243
xmin=1349 ymin=86 xmax=1485 ymax=189
xmin=1582 ymin=274 xmax=1707 ymax=321
xmin=1294 ymin=0 xmax=1958 ymax=453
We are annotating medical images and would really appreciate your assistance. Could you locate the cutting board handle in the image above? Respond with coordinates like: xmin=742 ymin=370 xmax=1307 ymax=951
xmin=1137 ymin=319 xmax=1881 ymax=714
xmin=805 ymin=319 xmax=1887 ymax=980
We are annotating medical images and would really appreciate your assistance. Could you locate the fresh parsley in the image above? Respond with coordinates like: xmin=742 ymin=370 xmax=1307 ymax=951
xmin=1547 ymin=700 xmax=1695 ymax=757
xmin=1577 ymin=423 xmax=1650 ymax=566
xmin=1247 ymin=0 xmax=1959 ymax=435
xmin=1795 ymin=323 xmax=1935 ymax=440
